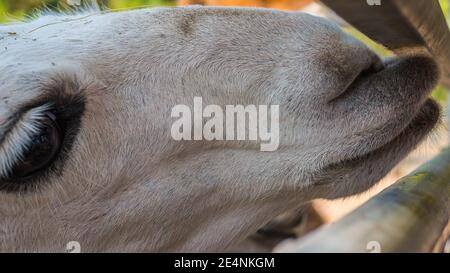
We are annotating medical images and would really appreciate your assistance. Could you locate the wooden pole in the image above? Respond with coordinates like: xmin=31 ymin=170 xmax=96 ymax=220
xmin=275 ymin=148 xmax=450 ymax=252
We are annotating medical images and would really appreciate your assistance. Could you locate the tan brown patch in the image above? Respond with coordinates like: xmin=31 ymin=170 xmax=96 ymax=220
xmin=178 ymin=13 xmax=197 ymax=37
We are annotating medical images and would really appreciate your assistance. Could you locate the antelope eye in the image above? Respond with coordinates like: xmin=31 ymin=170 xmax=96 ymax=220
xmin=10 ymin=112 xmax=62 ymax=178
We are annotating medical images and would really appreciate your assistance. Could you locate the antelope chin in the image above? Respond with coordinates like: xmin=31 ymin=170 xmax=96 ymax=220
xmin=345 ymin=98 xmax=440 ymax=165
xmin=318 ymin=98 xmax=440 ymax=199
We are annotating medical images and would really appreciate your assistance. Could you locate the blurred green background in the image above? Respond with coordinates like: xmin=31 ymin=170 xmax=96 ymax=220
xmin=0 ymin=0 xmax=447 ymax=22
xmin=0 ymin=0 xmax=449 ymax=102
xmin=0 ymin=0 xmax=176 ymax=21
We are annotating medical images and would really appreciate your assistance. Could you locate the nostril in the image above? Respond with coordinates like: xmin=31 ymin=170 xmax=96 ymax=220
xmin=328 ymin=55 xmax=385 ymax=104
xmin=358 ymin=58 xmax=385 ymax=79
xmin=371 ymin=58 xmax=385 ymax=73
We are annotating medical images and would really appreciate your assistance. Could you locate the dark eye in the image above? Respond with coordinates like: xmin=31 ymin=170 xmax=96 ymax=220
xmin=10 ymin=112 xmax=62 ymax=178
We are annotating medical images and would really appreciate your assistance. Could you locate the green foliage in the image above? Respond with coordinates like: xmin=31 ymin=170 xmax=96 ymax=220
xmin=440 ymin=0 xmax=449 ymax=20
xmin=0 ymin=0 xmax=175 ymax=22
xmin=432 ymin=85 xmax=448 ymax=103
xmin=100 ymin=0 xmax=175 ymax=10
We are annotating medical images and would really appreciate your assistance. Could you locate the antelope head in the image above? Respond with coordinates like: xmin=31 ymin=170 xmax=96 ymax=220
xmin=0 ymin=6 xmax=439 ymax=252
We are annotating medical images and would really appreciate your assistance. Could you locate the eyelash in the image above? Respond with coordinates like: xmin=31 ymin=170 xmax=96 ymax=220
xmin=0 ymin=104 xmax=53 ymax=179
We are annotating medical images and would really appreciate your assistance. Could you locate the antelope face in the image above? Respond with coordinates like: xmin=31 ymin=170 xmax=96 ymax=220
xmin=0 ymin=6 xmax=439 ymax=252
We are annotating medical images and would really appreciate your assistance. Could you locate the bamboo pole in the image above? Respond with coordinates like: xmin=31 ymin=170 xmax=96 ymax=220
xmin=275 ymin=148 xmax=450 ymax=253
